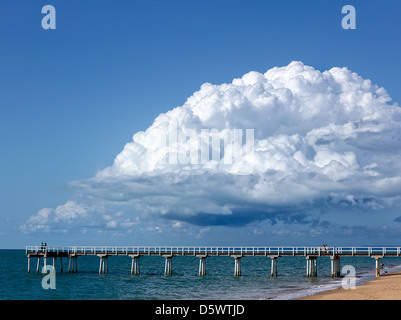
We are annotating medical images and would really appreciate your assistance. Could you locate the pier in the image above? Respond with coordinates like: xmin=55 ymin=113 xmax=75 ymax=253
xmin=26 ymin=246 xmax=401 ymax=278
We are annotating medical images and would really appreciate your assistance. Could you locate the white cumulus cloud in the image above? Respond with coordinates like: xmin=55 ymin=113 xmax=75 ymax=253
xmin=23 ymin=61 xmax=401 ymax=239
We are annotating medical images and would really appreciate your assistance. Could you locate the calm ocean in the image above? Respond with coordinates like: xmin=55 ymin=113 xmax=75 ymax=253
xmin=1 ymin=250 xmax=401 ymax=300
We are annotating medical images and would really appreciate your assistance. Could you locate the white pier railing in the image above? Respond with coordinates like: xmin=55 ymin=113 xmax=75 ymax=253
xmin=25 ymin=245 xmax=401 ymax=257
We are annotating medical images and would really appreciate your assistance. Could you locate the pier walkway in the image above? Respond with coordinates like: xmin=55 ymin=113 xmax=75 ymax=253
xmin=26 ymin=246 xmax=401 ymax=278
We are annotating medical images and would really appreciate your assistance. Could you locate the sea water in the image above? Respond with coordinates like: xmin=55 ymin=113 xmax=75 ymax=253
xmin=1 ymin=250 xmax=401 ymax=300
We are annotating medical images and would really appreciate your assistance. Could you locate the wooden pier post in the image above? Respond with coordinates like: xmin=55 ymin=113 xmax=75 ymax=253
xmin=60 ymin=257 xmax=63 ymax=273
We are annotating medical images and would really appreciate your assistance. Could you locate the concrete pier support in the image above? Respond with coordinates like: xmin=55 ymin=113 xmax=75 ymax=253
xmin=130 ymin=255 xmax=140 ymax=275
xmin=69 ymin=255 xmax=78 ymax=273
xmin=27 ymin=256 xmax=31 ymax=273
xmin=330 ymin=255 xmax=341 ymax=278
xmin=98 ymin=255 xmax=108 ymax=274
xmin=164 ymin=255 xmax=173 ymax=276
xmin=373 ymin=256 xmax=383 ymax=277
xmin=306 ymin=256 xmax=317 ymax=277
xmin=197 ymin=255 xmax=207 ymax=276
xmin=68 ymin=256 xmax=72 ymax=273
xmin=36 ymin=257 xmax=40 ymax=273
xmin=33 ymin=256 xmax=63 ymax=273
xmin=233 ymin=256 xmax=242 ymax=277
xmin=270 ymin=257 xmax=278 ymax=277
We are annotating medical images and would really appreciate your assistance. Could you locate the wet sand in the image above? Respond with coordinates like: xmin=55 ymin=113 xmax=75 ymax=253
xmin=298 ymin=270 xmax=401 ymax=300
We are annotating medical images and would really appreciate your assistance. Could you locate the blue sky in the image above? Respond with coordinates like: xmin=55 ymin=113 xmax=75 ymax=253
xmin=0 ymin=1 xmax=401 ymax=248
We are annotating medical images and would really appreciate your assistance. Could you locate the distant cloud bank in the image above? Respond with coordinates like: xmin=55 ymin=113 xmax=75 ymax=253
xmin=21 ymin=61 xmax=401 ymax=241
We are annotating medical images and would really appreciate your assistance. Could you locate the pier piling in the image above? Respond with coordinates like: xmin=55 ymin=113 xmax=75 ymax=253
xmin=306 ymin=256 xmax=317 ymax=278
xmin=164 ymin=255 xmax=173 ymax=276
xmin=330 ymin=255 xmax=341 ymax=278
xmin=98 ymin=255 xmax=108 ymax=274
xmin=233 ymin=256 xmax=242 ymax=277
xmin=68 ymin=255 xmax=78 ymax=273
xmin=270 ymin=256 xmax=278 ymax=277
xmin=197 ymin=255 xmax=207 ymax=276
xmin=130 ymin=255 xmax=140 ymax=275
xmin=36 ymin=257 xmax=40 ymax=273
xmin=373 ymin=256 xmax=383 ymax=277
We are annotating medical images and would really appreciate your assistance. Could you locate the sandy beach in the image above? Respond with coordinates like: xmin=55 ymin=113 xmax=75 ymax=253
xmin=298 ymin=271 xmax=401 ymax=300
